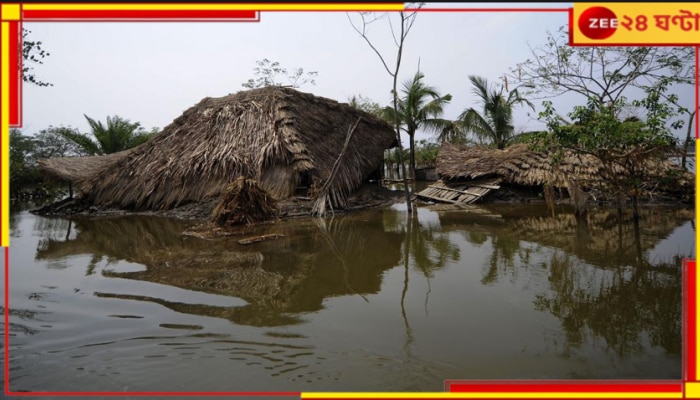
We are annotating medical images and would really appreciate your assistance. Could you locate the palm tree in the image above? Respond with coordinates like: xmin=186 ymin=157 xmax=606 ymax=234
xmin=57 ymin=115 xmax=155 ymax=155
xmin=459 ymin=75 xmax=534 ymax=150
xmin=388 ymin=71 xmax=452 ymax=180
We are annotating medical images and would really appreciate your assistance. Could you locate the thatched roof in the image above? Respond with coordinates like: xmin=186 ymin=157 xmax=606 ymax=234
xmin=436 ymin=142 xmax=693 ymax=189
xmin=38 ymin=86 xmax=396 ymax=211
xmin=37 ymin=149 xmax=134 ymax=183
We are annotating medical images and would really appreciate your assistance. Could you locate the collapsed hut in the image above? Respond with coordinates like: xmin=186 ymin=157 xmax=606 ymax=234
xmin=417 ymin=142 xmax=694 ymax=206
xmin=37 ymin=86 xmax=398 ymax=221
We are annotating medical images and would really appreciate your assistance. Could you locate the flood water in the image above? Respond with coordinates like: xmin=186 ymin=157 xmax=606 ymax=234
xmin=2 ymin=200 xmax=695 ymax=394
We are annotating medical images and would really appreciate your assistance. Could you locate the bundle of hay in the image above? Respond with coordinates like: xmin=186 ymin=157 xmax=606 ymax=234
xmin=212 ymin=178 xmax=278 ymax=227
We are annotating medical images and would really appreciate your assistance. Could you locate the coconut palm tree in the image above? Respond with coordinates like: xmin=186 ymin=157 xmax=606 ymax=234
xmin=57 ymin=115 xmax=155 ymax=155
xmin=387 ymin=71 xmax=452 ymax=180
xmin=459 ymin=75 xmax=534 ymax=150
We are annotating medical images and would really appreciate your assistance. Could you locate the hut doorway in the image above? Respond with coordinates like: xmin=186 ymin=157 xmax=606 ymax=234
xmin=295 ymin=171 xmax=313 ymax=196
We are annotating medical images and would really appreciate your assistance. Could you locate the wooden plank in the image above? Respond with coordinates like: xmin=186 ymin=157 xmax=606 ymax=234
xmin=416 ymin=192 xmax=465 ymax=204
xmin=238 ymin=233 xmax=285 ymax=245
xmin=426 ymin=185 xmax=485 ymax=197
xmin=417 ymin=178 xmax=501 ymax=205
xmin=468 ymin=183 xmax=501 ymax=190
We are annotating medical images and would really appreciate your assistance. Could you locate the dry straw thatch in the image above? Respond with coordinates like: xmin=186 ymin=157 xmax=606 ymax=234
xmin=37 ymin=149 xmax=135 ymax=183
xmin=38 ymin=86 xmax=396 ymax=212
xmin=436 ymin=142 xmax=693 ymax=190
xmin=211 ymin=178 xmax=279 ymax=227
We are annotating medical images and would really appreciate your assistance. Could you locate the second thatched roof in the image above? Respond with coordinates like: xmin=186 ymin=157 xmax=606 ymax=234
xmin=38 ymin=86 xmax=397 ymax=211
xmin=436 ymin=142 xmax=693 ymax=190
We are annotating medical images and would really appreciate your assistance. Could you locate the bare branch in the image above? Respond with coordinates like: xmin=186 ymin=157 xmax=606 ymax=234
xmin=347 ymin=12 xmax=395 ymax=77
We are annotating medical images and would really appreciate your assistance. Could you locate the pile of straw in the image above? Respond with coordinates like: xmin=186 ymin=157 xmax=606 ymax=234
xmin=211 ymin=178 xmax=279 ymax=227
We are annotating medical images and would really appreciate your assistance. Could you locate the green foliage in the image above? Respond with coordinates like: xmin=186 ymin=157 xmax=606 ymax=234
xmin=10 ymin=129 xmax=40 ymax=191
xmin=347 ymin=94 xmax=391 ymax=121
xmin=384 ymin=71 xmax=452 ymax=177
xmin=508 ymin=130 xmax=547 ymax=145
xmin=385 ymin=147 xmax=409 ymax=166
xmin=33 ymin=127 xmax=87 ymax=159
xmin=10 ymin=127 xmax=103 ymax=194
xmin=22 ymin=28 xmax=52 ymax=87
xmin=385 ymin=140 xmax=439 ymax=168
xmin=436 ymin=121 xmax=471 ymax=145
xmin=57 ymin=115 xmax=156 ymax=155
xmin=536 ymin=96 xmax=680 ymax=216
xmin=538 ymin=98 xmax=676 ymax=155
xmin=455 ymin=75 xmax=534 ymax=149
xmin=414 ymin=139 xmax=439 ymax=167
xmin=392 ymin=71 xmax=453 ymax=136
xmin=241 ymin=58 xmax=318 ymax=89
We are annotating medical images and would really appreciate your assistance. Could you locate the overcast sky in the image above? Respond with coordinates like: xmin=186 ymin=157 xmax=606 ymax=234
xmin=21 ymin=3 xmax=696 ymax=144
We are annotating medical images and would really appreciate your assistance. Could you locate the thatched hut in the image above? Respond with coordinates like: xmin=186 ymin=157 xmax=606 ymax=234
xmin=417 ymin=142 xmax=693 ymax=205
xmin=37 ymin=86 xmax=397 ymax=215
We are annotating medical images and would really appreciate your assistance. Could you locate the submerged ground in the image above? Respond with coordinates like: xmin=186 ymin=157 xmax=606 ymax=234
xmin=3 ymin=199 xmax=694 ymax=394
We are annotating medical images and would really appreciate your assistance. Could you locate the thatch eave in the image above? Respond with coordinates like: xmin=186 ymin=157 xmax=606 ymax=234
xmin=37 ymin=149 xmax=134 ymax=184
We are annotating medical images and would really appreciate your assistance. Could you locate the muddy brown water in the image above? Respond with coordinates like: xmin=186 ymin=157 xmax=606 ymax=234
xmin=3 ymin=200 xmax=694 ymax=394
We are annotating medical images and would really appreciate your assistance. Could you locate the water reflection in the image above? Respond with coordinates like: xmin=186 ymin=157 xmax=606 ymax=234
xmin=534 ymin=252 xmax=683 ymax=357
xmin=35 ymin=212 xmax=405 ymax=327
xmin=13 ymin=203 xmax=691 ymax=388
xmin=439 ymin=205 xmax=694 ymax=271
xmin=437 ymin=204 xmax=691 ymax=360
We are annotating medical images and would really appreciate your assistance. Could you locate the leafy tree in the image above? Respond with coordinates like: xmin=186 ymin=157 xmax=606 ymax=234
xmin=56 ymin=115 xmax=156 ymax=156
xmin=511 ymin=26 xmax=695 ymax=163
xmin=9 ymin=129 xmax=40 ymax=193
xmin=386 ymin=71 xmax=452 ymax=179
xmin=538 ymin=96 xmax=679 ymax=221
xmin=347 ymin=94 xmax=389 ymax=120
xmin=414 ymin=139 xmax=439 ymax=168
xmin=33 ymin=127 xmax=87 ymax=159
xmin=456 ymin=75 xmax=534 ymax=150
xmin=510 ymin=26 xmax=695 ymax=115
xmin=436 ymin=121 xmax=471 ymax=145
xmin=22 ymin=28 xmax=52 ymax=87
xmin=241 ymin=58 xmax=318 ymax=89
xmin=679 ymin=109 xmax=697 ymax=170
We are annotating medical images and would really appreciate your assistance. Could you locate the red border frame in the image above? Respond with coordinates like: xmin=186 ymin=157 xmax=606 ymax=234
xmin=2 ymin=3 xmax=697 ymax=399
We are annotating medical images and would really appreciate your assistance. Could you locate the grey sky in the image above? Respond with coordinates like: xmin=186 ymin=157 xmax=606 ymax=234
xmin=21 ymin=3 xmax=696 ymax=144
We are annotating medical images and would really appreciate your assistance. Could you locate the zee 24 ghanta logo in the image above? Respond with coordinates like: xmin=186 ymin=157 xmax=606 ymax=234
xmin=578 ymin=5 xmax=700 ymax=40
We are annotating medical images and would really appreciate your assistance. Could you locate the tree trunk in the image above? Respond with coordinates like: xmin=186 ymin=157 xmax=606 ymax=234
xmin=409 ymin=131 xmax=416 ymax=183
xmin=631 ymin=191 xmax=640 ymax=223
xmin=392 ymin=87 xmax=412 ymax=213
xmin=566 ymin=179 xmax=589 ymax=219
xmin=681 ymin=110 xmax=696 ymax=170
xmin=544 ymin=183 xmax=555 ymax=218
xmin=616 ymin=190 xmax=625 ymax=220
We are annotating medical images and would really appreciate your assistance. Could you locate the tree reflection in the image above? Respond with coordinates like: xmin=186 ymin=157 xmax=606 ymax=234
xmin=383 ymin=207 xmax=462 ymax=357
xmin=534 ymin=252 xmax=683 ymax=357
xmin=482 ymin=235 xmax=522 ymax=285
xmin=383 ymin=208 xmax=461 ymax=279
xmin=526 ymin=208 xmax=688 ymax=358
xmin=439 ymin=205 xmax=690 ymax=359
